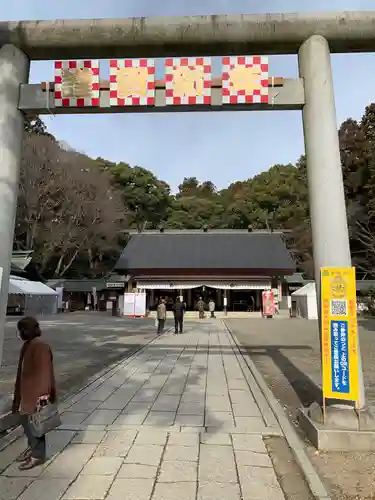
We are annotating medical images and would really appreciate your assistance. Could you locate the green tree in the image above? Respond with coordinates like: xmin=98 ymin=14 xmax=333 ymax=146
xmin=199 ymin=181 xmax=216 ymax=198
xmin=20 ymin=103 xmax=375 ymax=281
xmin=339 ymin=118 xmax=369 ymax=202
xmin=177 ymin=177 xmax=200 ymax=197
xmin=168 ymin=178 xmax=224 ymax=228
xmin=345 ymin=105 xmax=375 ymax=277
xmin=110 ymin=163 xmax=171 ymax=231
xmin=285 ymin=156 xmax=313 ymax=276
xmin=220 ymin=163 xmax=308 ymax=231
xmin=362 ymin=104 xmax=375 ymax=217
xmin=167 ymin=196 xmax=225 ymax=229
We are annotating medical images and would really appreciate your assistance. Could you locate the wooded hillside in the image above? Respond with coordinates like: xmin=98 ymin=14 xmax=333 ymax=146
xmin=15 ymin=105 xmax=375 ymax=279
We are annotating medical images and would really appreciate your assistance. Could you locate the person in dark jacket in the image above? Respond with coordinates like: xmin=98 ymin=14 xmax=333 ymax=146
xmin=12 ymin=317 xmax=57 ymax=470
xmin=172 ymin=297 xmax=185 ymax=334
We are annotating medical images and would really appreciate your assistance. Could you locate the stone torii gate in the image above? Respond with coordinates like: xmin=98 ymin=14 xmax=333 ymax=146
xmin=1 ymin=11 xmax=375 ymax=445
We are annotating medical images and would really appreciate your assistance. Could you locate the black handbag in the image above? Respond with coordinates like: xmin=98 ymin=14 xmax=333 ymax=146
xmin=28 ymin=402 xmax=61 ymax=437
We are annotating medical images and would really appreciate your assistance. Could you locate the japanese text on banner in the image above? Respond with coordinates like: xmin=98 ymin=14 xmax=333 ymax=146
xmin=321 ymin=267 xmax=359 ymax=403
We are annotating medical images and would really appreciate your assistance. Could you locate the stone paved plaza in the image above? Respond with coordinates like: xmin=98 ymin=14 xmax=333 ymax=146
xmin=0 ymin=314 xmax=158 ymax=404
xmin=0 ymin=321 xmax=302 ymax=500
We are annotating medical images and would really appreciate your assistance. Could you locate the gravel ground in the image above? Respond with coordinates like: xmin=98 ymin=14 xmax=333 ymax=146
xmin=265 ymin=436 xmax=315 ymax=500
xmin=0 ymin=312 xmax=159 ymax=406
xmin=226 ymin=317 xmax=375 ymax=500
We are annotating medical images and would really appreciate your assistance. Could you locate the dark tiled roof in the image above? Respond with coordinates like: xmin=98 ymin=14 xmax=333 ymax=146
xmin=115 ymin=232 xmax=295 ymax=272
xmin=285 ymin=272 xmax=307 ymax=283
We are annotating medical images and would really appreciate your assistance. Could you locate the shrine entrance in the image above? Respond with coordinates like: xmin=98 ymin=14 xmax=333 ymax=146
xmin=0 ymin=11 xmax=372 ymax=417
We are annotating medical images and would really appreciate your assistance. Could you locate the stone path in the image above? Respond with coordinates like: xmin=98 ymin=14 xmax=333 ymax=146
xmin=0 ymin=321 xmax=291 ymax=499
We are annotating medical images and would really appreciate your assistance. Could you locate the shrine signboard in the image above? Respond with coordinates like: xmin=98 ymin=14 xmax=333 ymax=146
xmin=222 ymin=55 xmax=269 ymax=104
xmin=54 ymin=60 xmax=100 ymax=107
xmin=53 ymin=56 xmax=269 ymax=108
xmin=165 ymin=57 xmax=212 ymax=105
xmin=320 ymin=267 xmax=359 ymax=406
xmin=109 ymin=59 xmax=155 ymax=106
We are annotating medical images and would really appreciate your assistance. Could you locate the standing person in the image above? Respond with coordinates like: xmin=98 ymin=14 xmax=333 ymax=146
xmin=157 ymin=299 xmax=166 ymax=334
xmin=12 ymin=317 xmax=57 ymax=470
xmin=197 ymin=297 xmax=205 ymax=319
xmin=208 ymin=298 xmax=216 ymax=318
xmin=172 ymin=297 xmax=185 ymax=334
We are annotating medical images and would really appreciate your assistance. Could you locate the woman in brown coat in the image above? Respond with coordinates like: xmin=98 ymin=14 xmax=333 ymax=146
xmin=12 ymin=317 xmax=57 ymax=470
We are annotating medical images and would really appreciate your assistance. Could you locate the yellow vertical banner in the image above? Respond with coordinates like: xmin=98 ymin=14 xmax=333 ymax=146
xmin=321 ymin=267 xmax=359 ymax=404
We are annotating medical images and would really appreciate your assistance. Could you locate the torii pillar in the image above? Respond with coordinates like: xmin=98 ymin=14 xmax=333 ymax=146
xmin=299 ymin=35 xmax=367 ymax=428
xmin=0 ymin=44 xmax=29 ymax=372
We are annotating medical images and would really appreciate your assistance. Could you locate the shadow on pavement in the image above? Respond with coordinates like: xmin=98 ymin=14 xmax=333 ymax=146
xmin=243 ymin=344 xmax=322 ymax=408
xmin=358 ymin=318 xmax=375 ymax=332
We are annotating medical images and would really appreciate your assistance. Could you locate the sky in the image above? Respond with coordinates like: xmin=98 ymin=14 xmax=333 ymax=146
xmin=3 ymin=0 xmax=375 ymax=190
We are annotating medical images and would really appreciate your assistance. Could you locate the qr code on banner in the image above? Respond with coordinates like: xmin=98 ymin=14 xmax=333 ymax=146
xmin=330 ymin=300 xmax=348 ymax=317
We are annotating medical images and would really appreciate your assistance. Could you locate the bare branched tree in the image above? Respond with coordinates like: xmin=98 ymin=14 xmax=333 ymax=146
xmin=351 ymin=219 xmax=375 ymax=278
xmin=16 ymin=134 xmax=126 ymax=278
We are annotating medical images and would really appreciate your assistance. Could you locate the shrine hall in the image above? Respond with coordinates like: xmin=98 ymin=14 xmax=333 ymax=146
xmin=114 ymin=229 xmax=296 ymax=313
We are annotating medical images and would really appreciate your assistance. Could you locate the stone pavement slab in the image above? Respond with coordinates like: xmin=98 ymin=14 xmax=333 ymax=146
xmin=0 ymin=477 xmax=32 ymax=500
xmin=0 ymin=320 xmax=311 ymax=499
xmin=152 ymin=482 xmax=197 ymax=500
xmin=62 ymin=474 xmax=113 ymax=499
xmin=117 ymin=463 xmax=157 ymax=479
xmin=158 ymin=460 xmax=197 ymax=482
xmin=107 ymin=478 xmax=154 ymax=500
xmin=198 ymin=482 xmax=241 ymax=500
xmin=16 ymin=479 xmax=71 ymax=500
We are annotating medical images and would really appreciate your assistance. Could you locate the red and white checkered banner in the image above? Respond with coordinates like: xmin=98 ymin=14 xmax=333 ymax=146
xmin=109 ymin=59 xmax=156 ymax=106
xmin=54 ymin=60 xmax=100 ymax=107
xmin=222 ymin=56 xmax=269 ymax=104
xmin=165 ymin=57 xmax=212 ymax=105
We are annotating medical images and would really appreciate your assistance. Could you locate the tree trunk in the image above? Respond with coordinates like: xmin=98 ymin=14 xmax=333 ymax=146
xmin=54 ymin=254 xmax=65 ymax=277
xmin=60 ymin=249 xmax=80 ymax=277
xmin=88 ymin=247 xmax=94 ymax=270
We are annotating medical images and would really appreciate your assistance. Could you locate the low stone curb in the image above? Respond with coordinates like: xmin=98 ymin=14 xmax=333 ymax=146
xmin=223 ymin=320 xmax=332 ymax=500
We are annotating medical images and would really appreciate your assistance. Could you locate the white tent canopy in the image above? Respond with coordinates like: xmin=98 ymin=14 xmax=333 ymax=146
xmin=292 ymin=282 xmax=316 ymax=297
xmin=291 ymin=282 xmax=317 ymax=319
xmin=9 ymin=276 xmax=58 ymax=296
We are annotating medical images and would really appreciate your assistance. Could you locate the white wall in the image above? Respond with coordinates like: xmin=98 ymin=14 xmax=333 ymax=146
xmin=307 ymin=295 xmax=318 ymax=320
xmin=293 ymin=294 xmax=318 ymax=320
xmin=295 ymin=295 xmax=308 ymax=319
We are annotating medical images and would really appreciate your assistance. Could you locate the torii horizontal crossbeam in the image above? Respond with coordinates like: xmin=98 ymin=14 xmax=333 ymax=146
xmin=19 ymin=78 xmax=304 ymax=114
xmin=1 ymin=11 xmax=375 ymax=60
